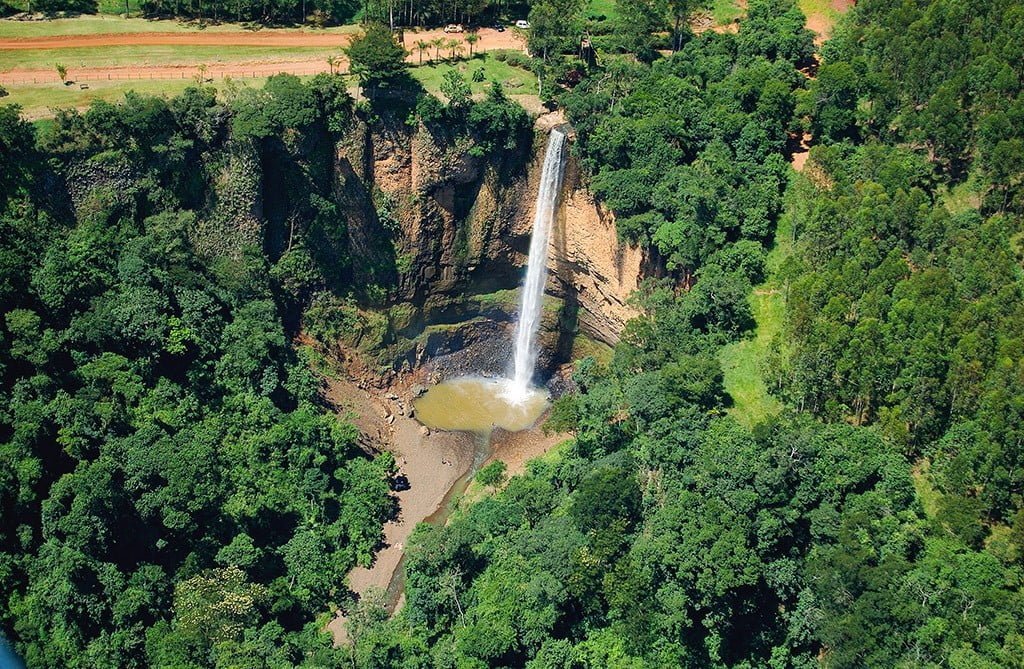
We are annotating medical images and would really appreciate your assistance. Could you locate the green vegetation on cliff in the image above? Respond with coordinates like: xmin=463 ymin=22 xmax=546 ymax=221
xmin=0 ymin=67 xmax=531 ymax=667
xmin=3 ymin=0 xmax=1024 ymax=667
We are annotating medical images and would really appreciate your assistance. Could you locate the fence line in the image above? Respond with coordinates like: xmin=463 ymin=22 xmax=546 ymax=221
xmin=0 ymin=65 xmax=333 ymax=86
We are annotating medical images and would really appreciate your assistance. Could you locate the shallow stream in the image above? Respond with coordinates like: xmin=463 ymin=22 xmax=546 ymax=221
xmin=373 ymin=376 xmax=550 ymax=610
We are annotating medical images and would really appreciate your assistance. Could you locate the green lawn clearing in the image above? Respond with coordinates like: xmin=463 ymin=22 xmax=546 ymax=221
xmin=585 ymin=0 xmax=618 ymax=20
xmin=0 ymin=44 xmax=337 ymax=71
xmin=711 ymin=0 xmax=744 ymax=25
xmin=718 ymin=200 xmax=793 ymax=427
xmin=2 ymin=75 xmax=267 ymax=117
xmin=409 ymin=52 xmax=535 ymax=98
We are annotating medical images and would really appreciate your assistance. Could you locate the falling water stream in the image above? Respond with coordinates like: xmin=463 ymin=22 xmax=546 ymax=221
xmin=414 ymin=127 xmax=569 ymax=432
xmin=507 ymin=127 xmax=568 ymax=401
xmin=380 ymin=131 xmax=568 ymax=612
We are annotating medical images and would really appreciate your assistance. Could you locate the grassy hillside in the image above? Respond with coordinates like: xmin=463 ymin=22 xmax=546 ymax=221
xmin=718 ymin=208 xmax=790 ymax=427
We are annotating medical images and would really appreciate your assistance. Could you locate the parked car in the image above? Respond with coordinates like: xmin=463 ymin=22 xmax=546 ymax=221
xmin=514 ymin=19 xmax=529 ymax=28
xmin=443 ymin=23 xmax=464 ymax=33
xmin=492 ymin=22 xmax=505 ymax=31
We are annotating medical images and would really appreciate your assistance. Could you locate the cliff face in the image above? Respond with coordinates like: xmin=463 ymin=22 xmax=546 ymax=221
xmin=196 ymin=109 xmax=647 ymax=379
xmin=550 ymin=148 xmax=645 ymax=345
xmin=347 ymin=116 xmax=535 ymax=306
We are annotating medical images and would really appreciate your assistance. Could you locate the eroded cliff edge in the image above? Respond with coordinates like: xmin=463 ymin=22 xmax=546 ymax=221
xmin=190 ymin=107 xmax=650 ymax=382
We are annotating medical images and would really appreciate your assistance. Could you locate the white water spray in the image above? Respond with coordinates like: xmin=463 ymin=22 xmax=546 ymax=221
xmin=506 ymin=128 xmax=568 ymax=402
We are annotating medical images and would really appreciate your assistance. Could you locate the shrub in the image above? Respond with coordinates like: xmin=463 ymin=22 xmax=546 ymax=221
xmin=476 ymin=460 xmax=507 ymax=487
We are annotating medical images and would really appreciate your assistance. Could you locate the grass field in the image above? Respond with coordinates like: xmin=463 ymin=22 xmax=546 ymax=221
xmin=798 ymin=0 xmax=844 ymax=19
xmin=1 ymin=16 xmax=232 ymax=36
xmin=718 ymin=200 xmax=793 ymax=427
xmin=1 ymin=76 xmax=266 ymax=116
xmin=0 ymin=15 xmax=357 ymax=37
xmin=911 ymin=460 xmax=941 ymax=519
xmin=409 ymin=52 xmax=535 ymax=98
xmin=711 ymin=0 xmax=744 ymax=25
xmin=585 ymin=0 xmax=618 ymax=20
xmin=941 ymin=178 xmax=984 ymax=216
xmin=0 ymin=44 xmax=338 ymax=70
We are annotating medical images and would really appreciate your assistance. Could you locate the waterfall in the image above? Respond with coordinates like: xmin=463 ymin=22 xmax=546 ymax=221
xmin=507 ymin=128 xmax=568 ymax=402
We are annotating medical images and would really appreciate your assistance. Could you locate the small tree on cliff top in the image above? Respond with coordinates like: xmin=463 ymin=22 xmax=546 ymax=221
xmin=344 ymin=24 xmax=408 ymax=95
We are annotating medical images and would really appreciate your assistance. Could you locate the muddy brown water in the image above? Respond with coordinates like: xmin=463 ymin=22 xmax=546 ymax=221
xmin=377 ymin=377 xmax=549 ymax=610
xmin=414 ymin=376 xmax=549 ymax=433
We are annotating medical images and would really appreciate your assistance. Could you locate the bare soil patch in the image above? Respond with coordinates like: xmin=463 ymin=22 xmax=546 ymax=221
xmin=488 ymin=425 xmax=567 ymax=477
xmin=788 ymin=130 xmax=812 ymax=172
xmin=0 ymin=27 xmax=524 ymax=84
xmin=806 ymin=13 xmax=831 ymax=45
xmin=323 ymin=375 xmax=476 ymax=645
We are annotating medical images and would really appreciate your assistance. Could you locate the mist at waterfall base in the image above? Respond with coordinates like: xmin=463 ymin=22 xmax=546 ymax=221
xmin=415 ymin=129 xmax=568 ymax=434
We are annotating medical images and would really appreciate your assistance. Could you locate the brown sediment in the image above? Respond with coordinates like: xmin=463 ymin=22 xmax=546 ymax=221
xmin=324 ymin=375 xmax=477 ymax=645
xmin=488 ymin=423 xmax=568 ymax=477
xmin=323 ymin=370 xmax=570 ymax=646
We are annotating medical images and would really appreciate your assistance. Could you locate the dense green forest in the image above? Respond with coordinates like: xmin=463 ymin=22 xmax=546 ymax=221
xmin=3 ymin=0 xmax=1024 ymax=667
xmin=343 ymin=1 xmax=1024 ymax=667
xmin=0 ymin=76 xmax=397 ymax=666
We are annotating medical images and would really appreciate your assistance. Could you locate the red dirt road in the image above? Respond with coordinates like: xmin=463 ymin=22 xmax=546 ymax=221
xmin=0 ymin=26 xmax=524 ymax=84
xmin=0 ymin=29 xmax=349 ymax=49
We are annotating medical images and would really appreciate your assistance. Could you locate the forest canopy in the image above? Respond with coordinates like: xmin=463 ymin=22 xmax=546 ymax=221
xmin=3 ymin=0 xmax=1024 ymax=667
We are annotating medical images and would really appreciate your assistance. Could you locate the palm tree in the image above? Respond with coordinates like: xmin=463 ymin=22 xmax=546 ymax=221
xmin=432 ymin=37 xmax=445 ymax=62
xmin=326 ymin=55 xmax=339 ymax=75
xmin=465 ymin=32 xmax=479 ymax=57
xmin=55 ymin=63 xmax=68 ymax=85
xmin=447 ymin=38 xmax=462 ymax=60
xmin=415 ymin=40 xmax=430 ymax=65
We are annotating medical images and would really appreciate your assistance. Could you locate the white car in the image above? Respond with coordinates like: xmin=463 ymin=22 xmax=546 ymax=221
xmin=515 ymin=19 xmax=530 ymax=29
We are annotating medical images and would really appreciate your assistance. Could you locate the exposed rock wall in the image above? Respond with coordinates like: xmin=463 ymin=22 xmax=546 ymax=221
xmin=367 ymin=119 xmax=534 ymax=303
xmin=193 ymin=108 xmax=648 ymax=378
xmin=550 ymin=142 xmax=645 ymax=345
xmin=332 ymin=112 xmax=651 ymax=376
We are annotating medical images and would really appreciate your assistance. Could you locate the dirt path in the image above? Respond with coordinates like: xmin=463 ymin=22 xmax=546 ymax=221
xmin=0 ymin=29 xmax=348 ymax=48
xmin=323 ymin=376 xmax=477 ymax=645
xmin=0 ymin=27 xmax=524 ymax=84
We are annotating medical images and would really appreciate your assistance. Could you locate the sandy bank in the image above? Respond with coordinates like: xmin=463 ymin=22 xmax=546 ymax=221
xmin=324 ymin=376 xmax=477 ymax=644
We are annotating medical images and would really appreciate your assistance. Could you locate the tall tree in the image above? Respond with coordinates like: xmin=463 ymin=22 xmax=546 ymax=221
xmin=344 ymin=23 xmax=409 ymax=94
